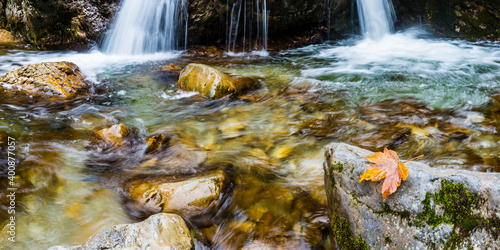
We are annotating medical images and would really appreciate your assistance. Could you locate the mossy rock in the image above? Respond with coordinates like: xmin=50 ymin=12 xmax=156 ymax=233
xmin=177 ymin=63 xmax=258 ymax=99
xmin=323 ymin=143 xmax=500 ymax=249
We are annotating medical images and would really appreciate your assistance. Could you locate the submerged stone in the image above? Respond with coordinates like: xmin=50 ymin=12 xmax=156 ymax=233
xmin=323 ymin=142 xmax=500 ymax=249
xmin=127 ymin=169 xmax=226 ymax=219
xmin=0 ymin=62 xmax=90 ymax=100
xmin=178 ymin=63 xmax=257 ymax=99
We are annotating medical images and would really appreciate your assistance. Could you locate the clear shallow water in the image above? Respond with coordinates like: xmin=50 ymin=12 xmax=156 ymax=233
xmin=0 ymin=29 xmax=499 ymax=249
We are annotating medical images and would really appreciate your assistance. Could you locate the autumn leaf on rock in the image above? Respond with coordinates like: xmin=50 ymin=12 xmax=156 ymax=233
xmin=358 ymin=148 xmax=422 ymax=200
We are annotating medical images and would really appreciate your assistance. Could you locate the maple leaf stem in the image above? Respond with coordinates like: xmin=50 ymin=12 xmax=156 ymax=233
xmin=402 ymin=155 xmax=424 ymax=164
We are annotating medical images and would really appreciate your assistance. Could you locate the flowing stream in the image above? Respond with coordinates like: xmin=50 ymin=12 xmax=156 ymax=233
xmin=0 ymin=0 xmax=499 ymax=248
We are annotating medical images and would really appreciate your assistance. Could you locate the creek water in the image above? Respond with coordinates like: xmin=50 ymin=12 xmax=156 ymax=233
xmin=0 ymin=28 xmax=499 ymax=249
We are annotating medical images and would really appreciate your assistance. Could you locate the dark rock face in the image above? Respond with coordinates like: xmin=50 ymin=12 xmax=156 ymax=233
xmin=188 ymin=0 xmax=350 ymax=50
xmin=0 ymin=0 xmax=119 ymax=49
xmin=323 ymin=143 xmax=500 ymax=249
xmin=0 ymin=0 xmax=349 ymax=50
xmin=393 ymin=0 xmax=500 ymax=40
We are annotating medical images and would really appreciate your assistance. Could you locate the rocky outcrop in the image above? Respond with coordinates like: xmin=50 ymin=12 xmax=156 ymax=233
xmin=393 ymin=0 xmax=500 ymax=40
xmin=0 ymin=0 xmax=119 ymax=49
xmin=188 ymin=0 xmax=350 ymax=50
xmin=48 ymin=213 xmax=193 ymax=249
xmin=323 ymin=142 xmax=500 ymax=249
xmin=0 ymin=62 xmax=90 ymax=100
xmin=178 ymin=63 xmax=258 ymax=99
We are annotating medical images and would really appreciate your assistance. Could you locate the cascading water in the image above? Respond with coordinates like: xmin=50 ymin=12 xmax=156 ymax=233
xmin=356 ymin=0 xmax=396 ymax=39
xmin=102 ymin=0 xmax=188 ymax=55
xmin=226 ymin=0 xmax=268 ymax=52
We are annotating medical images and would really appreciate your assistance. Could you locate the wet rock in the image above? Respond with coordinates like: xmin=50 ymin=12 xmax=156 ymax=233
xmin=0 ymin=29 xmax=17 ymax=43
xmin=48 ymin=213 xmax=193 ymax=249
xmin=323 ymin=142 xmax=500 ymax=249
xmin=86 ymin=124 xmax=144 ymax=172
xmin=360 ymin=98 xmax=439 ymax=127
xmin=0 ymin=62 xmax=90 ymax=100
xmin=127 ymin=169 xmax=226 ymax=219
xmin=145 ymin=133 xmax=170 ymax=154
xmin=92 ymin=124 xmax=130 ymax=147
xmin=178 ymin=63 xmax=257 ymax=99
xmin=346 ymin=125 xmax=411 ymax=152
xmin=185 ymin=46 xmax=222 ymax=57
xmin=301 ymin=112 xmax=352 ymax=138
xmin=159 ymin=64 xmax=183 ymax=78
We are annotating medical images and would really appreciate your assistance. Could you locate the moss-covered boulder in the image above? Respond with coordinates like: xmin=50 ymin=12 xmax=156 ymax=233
xmin=0 ymin=62 xmax=90 ymax=100
xmin=323 ymin=143 xmax=500 ymax=249
xmin=178 ymin=63 xmax=257 ymax=99
xmin=127 ymin=169 xmax=226 ymax=219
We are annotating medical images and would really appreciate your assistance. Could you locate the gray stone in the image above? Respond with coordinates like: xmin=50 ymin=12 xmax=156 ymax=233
xmin=49 ymin=213 xmax=193 ymax=250
xmin=323 ymin=142 xmax=500 ymax=249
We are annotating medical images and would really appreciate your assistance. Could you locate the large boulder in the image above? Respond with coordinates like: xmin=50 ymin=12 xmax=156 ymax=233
xmin=127 ymin=169 xmax=227 ymax=219
xmin=323 ymin=142 xmax=500 ymax=249
xmin=48 ymin=213 xmax=193 ymax=249
xmin=0 ymin=62 xmax=90 ymax=100
xmin=178 ymin=63 xmax=257 ymax=99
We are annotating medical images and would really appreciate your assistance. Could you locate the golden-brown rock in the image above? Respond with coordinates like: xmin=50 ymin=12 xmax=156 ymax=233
xmin=0 ymin=62 xmax=89 ymax=99
xmin=128 ymin=169 xmax=226 ymax=218
xmin=0 ymin=29 xmax=16 ymax=43
xmin=178 ymin=63 xmax=256 ymax=99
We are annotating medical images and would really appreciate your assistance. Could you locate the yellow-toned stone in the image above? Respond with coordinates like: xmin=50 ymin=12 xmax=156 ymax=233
xmin=271 ymin=143 xmax=295 ymax=159
xmin=64 ymin=201 xmax=83 ymax=219
xmin=0 ymin=29 xmax=16 ymax=43
xmin=218 ymin=118 xmax=246 ymax=139
xmin=178 ymin=63 xmax=255 ymax=99
xmin=0 ymin=62 xmax=90 ymax=99
xmin=94 ymin=124 xmax=129 ymax=146
xmin=246 ymin=205 xmax=268 ymax=221
xmin=129 ymin=169 xmax=226 ymax=217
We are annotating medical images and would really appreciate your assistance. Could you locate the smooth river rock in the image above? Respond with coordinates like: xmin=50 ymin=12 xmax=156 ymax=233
xmin=48 ymin=213 xmax=193 ymax=249
xmin=128 ymin=169 xmax=226 ymax=218
xmin=323 ymin=142 xmax=500 ymax=249
xmin=0 ymin=62 xmax=89 ymax=99
xmin=177 ymin=63 xmax=256 ymax=99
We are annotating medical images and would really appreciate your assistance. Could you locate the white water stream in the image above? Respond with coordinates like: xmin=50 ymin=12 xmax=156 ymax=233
xmin=102 ymin=0 xmax=188 ymax=55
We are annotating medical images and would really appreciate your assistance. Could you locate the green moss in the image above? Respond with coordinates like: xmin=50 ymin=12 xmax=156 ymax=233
xmin=328 ymin=162 xmax=336 ymax=188
xmin=416 ymin=180 xmax=498 ymax=248
xmin=331 ymin=161 xmax=344 ymax=172
xmin=328 ymin=162 xmax=345 ymax=188
xmin=331 ymin=212 xmax=368 ymax=250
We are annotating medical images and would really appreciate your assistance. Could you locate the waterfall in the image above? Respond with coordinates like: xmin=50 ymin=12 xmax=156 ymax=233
xmin=226 ymin=0 xmax=268 ymax=52
xmin=356 ymin=0 xmax=396 ymax=39
xmin=102 ymin=0 xmax=188 ymax=55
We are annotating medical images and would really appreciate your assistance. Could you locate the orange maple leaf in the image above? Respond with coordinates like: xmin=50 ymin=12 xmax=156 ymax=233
xmin=358 ymin=148 xmax=423 ymax=200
